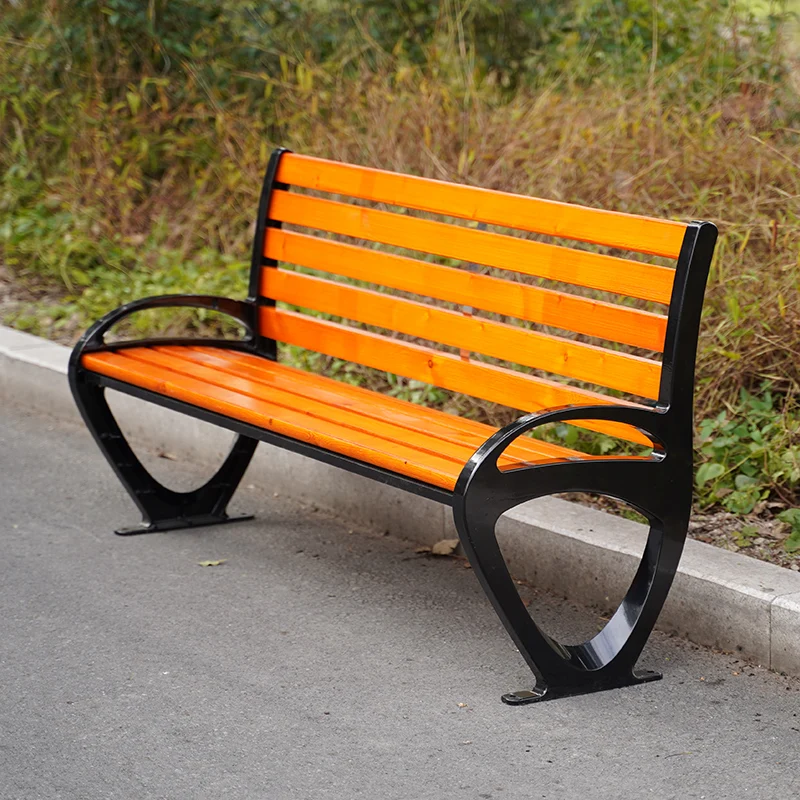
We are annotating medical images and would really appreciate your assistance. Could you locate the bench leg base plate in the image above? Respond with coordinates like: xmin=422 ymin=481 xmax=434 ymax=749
xmin=501 ymin=669 xmax=662 ymax=705
xmin=115 ymin=512 xmax=254 ymax=536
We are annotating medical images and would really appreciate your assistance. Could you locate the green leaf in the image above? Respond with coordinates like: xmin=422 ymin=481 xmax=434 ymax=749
xmin=778 ymin=509 xmax=800 ymax=531
xmin=734 ymin=524 xmax=759 ymax=548
xmin=597 ymin=435 xmax=616 ymax=455
xmin=778 ymin=509 xmax=800 ymax=553
xmin=126 ymin=90 xmax=141 ymax=116
xmin=696 ymin=462 xmax=725 ymax=488
xmin=734 ymin=474 xmax=758 ymax=490
xmin=722 ymin=488 xmax=759 ymax=515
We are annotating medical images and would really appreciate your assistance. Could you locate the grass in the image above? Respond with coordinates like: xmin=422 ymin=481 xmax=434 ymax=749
xmin=1 ymin=1 xmax=800 ymax=554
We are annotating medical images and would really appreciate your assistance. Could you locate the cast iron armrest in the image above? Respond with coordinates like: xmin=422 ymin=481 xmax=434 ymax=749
xmin=73 ymin=295 xmax=257 ymax=354
xmin=456 ymin=402 xmax=669 ymax=499
xmin=480 ymin=403 xmax=665 ymax=465
xmin=454 ymin=401 xmax=683 ymax=535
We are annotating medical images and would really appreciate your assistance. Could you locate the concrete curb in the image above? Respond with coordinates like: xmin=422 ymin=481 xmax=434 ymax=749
xmin=3 ymin=323 xmax=800 ymax=675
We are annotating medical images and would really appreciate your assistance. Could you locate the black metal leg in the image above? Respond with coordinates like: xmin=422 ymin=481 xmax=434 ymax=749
xmin=71 ymin=372 xmax=257 ymax=535
xmin=453 ymin=458 xmax=689 ymax=703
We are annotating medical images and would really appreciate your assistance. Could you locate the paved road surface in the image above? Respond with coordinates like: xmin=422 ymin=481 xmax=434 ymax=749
xmin=1 ymin=403 xmax=799 ymax=799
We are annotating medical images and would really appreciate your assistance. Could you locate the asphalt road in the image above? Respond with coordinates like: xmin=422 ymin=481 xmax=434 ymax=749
xmin=2 ymin=402 xmax=799 ymax=800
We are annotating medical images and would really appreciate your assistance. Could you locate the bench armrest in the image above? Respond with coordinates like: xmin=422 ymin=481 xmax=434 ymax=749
xmin=74 ymin=295 xmax=257 ymax=352
xmin=454 ymin=405 xmax=676 ymax=520
xmin=455 ymin=402 xmax=669 ymax=507
xmin=479 ymin=403 xmax=666 ymax=465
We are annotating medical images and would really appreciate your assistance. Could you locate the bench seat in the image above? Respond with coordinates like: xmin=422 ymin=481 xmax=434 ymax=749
xmin=82 ymin=344 xmax=582 ymax=492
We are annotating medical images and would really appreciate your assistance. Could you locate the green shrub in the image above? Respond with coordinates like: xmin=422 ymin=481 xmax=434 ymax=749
xmin=695 ymin=384 xmax=800 ymax=518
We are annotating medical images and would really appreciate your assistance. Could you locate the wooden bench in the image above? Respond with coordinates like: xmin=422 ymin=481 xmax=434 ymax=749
xmin=69 ymin=148 xmax=717 ymax=703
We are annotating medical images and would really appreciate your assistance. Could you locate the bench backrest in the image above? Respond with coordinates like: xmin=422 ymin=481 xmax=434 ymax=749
xmin=250 ymin=149 xmax=716 ymax=446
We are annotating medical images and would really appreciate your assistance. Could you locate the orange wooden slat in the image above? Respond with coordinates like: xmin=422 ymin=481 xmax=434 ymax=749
xmin=260 ymin=307 xmax=653 ymax=446
xmin=264 ymin=230 xmax=668 ymax=352
xmin=190 ymin=348 xmax=494 ymax=443
xmin=276 ymin=153 xmax=687 ymax=259
xmin=82 ymin=350 xmax=461 ymax=489
xmin=263 ymin=268 xmax=661 ymax=399
xmin=268 ymin=190 xmax=675 ymax=304
xmin=183 ymin=346 xmax=579 ymax=464
xmin=125 ymin=346 xmax=494 ymax=468
xmin=134 ymin=346 xmax=571 ymax=470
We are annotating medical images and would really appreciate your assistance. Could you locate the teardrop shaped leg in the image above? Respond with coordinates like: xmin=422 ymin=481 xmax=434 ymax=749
xmin=71 ymin=370 xmax=257 ymax=535
xmin=453 ymin=458 xmax=689 ymax=703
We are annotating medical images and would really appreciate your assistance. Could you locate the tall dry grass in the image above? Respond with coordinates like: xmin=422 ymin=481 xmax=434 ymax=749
xmin=2 ymin=3 xmax=800 ymax=516
xmin=13 ymin=64 xmax=798 ymax=420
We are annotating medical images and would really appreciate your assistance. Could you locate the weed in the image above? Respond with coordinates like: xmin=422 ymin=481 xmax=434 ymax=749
xmin=695 ymin=384 xmax=800 ymax=512
xmin=778 ymin=508 xmax=800 ymax=552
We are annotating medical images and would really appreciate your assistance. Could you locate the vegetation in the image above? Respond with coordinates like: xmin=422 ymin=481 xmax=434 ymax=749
xmin=1 ymin=1 xmax=799 ymax=552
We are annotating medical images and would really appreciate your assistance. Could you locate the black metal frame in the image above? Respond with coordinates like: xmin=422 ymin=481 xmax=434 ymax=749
xmin=453 ymin=220 xmax=717 ymax=702
xmin=68 ymin=295 xmax=260 ymax=535
xmin=68 ymin=146 xmax=717 ymax=702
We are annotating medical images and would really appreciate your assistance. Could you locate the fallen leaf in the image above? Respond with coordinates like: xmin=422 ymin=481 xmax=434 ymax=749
xmin=431 ymin=539 xmax=459 ymax=556
xmin=198 ymin=559 xmax=226 ymax=567
xmin=157 ymin=451 xmax=177 ymax=461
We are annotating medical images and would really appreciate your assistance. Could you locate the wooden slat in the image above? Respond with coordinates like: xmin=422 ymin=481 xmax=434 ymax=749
xmin=184 ymin=346 xmax=579 ymax=464
xmin=82 ymin=350 xmax=460 ymax=489
xmin=276 ymin=153 xmax=687 ymax=259
xmin=268 ymin=190 xmax=675 ymax=304
xmin=264 ymin=229 xmax=668 ymax=352
xmin=261 ymin=307 xmax=653 ymax=446
xmin=136 ymin=346 xmax=572 ymax=470
xmin=263 ymin=268 xmax=661 ymax=399
xmin=120 ymin=347 xmax=478 ymax=467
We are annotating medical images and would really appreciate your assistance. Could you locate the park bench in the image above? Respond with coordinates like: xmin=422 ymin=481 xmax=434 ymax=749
xmin=69 ymin=148 xmax=717 ymax=704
